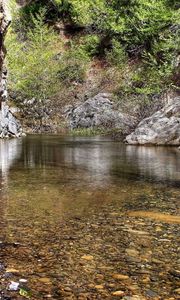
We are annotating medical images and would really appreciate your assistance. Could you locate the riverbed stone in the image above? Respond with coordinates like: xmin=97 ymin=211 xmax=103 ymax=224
xmin=81 ymin=255 xmax=94 ymax=261
xmin=122 ymin=297 xmax=144 ymax=300
xmin=112 ymin=290 xmax=125 ymax=296
xmin=94 ymin=285 xmax=104 ymax=289
xmin=126 ymin=97 xmax=180 ymax=145
xmin=112 ymin=274 xmax=129 ymax=280
xmin=145 ymin=289 xmax=159 ymax=297
xmin=126 ymin=249 xmax=139 ymax=257
xmin=174 ymin=288 xmax=180 ymax=294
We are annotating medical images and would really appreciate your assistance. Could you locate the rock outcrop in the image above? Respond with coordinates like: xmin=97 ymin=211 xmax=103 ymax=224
xmin=0 ymin=0 xmax=22 ymax=138
xmin=0 ymin=104 xmax=22 ymax=137
xmin=64 ymin=93 xmax=135 ymax=133
xmin=126 ymin=97 xmax=180 ymax=145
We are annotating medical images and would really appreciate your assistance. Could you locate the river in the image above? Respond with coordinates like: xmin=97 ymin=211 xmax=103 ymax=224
xmin=0 ymin=135 xmax=179 ymax=299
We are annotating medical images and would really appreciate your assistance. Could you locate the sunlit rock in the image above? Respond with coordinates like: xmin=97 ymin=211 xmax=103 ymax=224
xmin=126 ymin=97 xmax=180 ymax=145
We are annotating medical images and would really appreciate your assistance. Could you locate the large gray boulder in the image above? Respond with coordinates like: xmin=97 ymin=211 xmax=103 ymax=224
xmin=126 ymin=97 xmax=180 ymax=145
xmin=64 ymin=93 xmax=135 ymax=132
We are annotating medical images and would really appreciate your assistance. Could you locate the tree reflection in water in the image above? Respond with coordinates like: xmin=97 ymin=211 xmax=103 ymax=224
xmin=0 ymin=139 xmax=22 ymax=177
xmin=0 ymin=139 xmax=22 ymax=240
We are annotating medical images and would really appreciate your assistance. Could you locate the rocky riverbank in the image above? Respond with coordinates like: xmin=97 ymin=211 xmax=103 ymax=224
xmin=2 ymin=91 xmax=180 ymax=145
xmin=64 ymin=93 xmax=180 ymax=146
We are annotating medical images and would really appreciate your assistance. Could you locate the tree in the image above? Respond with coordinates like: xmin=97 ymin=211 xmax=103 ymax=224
xmin=6 ymin=8 xmax=61 ymax=101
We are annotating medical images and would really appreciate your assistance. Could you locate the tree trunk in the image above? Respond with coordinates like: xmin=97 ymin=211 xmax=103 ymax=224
xmin=0 ymin=0 xmax=22 ymax=138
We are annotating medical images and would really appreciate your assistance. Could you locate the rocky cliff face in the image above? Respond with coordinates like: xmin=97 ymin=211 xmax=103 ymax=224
xmin=0 ymin=0 xmax=22 ymax=138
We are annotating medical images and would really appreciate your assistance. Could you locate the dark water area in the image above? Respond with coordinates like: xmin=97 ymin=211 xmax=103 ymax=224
xmin=0 ymin=135 xmax=179 ymax=300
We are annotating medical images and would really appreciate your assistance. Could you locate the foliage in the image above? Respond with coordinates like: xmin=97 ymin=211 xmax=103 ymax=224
xmin=7 ymin=0 xmax=180 ymax=114
xmin=106 ymin=39 xmax=127 ymax=68
xmin=14 ymin=0 xmax=180 ymax=57
xmin=6 ymin=9 xmax=61 ymax=101
xmin=16 ymin=0 xmax=179 ymax=84
xmin=64 ymin=0 xmax=180 ymax=52
xmin=79 ymin=35 xmax=101 ymax=56
xmin=6 ymin=7 xmax=91 ymax=104
xmin=57 ymin=45 xmax=89 ymax=84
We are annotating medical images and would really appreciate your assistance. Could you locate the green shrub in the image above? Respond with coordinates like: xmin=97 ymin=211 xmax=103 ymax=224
xmin=7 ymin=0 xmax=180 ymax=109
xmin=80 ymin=34 xmax=100 ymax=56
xmin=57 ymin=46 xmax=89 ymax=84
xmin=6 ymin=9 xmax=61 ymax=101
xmin=106 ymin=39 xmax=127 ymax=68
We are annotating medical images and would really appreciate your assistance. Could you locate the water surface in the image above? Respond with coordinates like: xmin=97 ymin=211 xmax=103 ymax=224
xmin=0 ymin=135 xmax=179 ymax=299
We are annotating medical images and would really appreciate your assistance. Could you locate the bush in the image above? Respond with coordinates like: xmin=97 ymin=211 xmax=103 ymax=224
xmin=80 ymin=34 xmax=100 ymax=56
xmin=106 ymin=39 xmax=127 ymax=68
xmin=57 ymin=46 xmax=89 ymax=84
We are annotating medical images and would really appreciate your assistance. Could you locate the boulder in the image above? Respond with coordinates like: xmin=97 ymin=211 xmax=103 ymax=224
xmin=126 ymin=97 xmax=180 ymax=145
xmin=64 ymin=93 xmax=135 ymax=132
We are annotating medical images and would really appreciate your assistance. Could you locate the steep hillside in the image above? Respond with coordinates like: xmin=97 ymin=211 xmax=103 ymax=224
xmin=5 ymin=0 xmax=180 ymax=139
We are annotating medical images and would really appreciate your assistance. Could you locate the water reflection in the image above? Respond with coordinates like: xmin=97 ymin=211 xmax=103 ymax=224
xmin=0 ymin=139 xmax=22 ymax=177
xmin=0 ymin=136 xmax=179 ymax=187
xmin=0 ymin=139 xmax=22 ymax=240
xmin=123 ymin=145 xmax=180 ymax=184
xmin=15 ymin=136 xmax=180 ymax=186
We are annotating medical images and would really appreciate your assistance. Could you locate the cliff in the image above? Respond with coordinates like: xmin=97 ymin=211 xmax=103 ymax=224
xmin=0 ymin=0 xmax=22 ymax=138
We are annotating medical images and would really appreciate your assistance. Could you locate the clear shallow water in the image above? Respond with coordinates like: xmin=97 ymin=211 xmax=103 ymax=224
xmin=1 ymin=135 xmax=180 ymax=184
xmin=0 ymin=135 xmax=180 ymax=299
